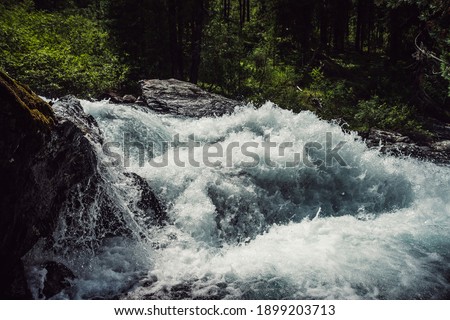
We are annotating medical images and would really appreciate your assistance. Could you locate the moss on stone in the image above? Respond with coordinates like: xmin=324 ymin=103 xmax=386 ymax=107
xmin=0 ymin=70 xmax=55 ymax=131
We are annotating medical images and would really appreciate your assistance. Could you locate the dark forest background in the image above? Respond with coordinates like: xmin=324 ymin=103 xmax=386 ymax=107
xmin=1 ymin=0 xmax=449 ymax=135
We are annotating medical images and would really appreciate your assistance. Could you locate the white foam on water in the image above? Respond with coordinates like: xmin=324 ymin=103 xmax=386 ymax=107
xmin=27 ymin=99 xmax=450 ymax=299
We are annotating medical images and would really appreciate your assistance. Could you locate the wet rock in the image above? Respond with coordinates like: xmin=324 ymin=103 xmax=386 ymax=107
xmin=123 ymin=172 xmax=167 ymax=227
xmin=0 ymin=76 xmax=155 ymax=297
xmin=98 ymin=91 xmax=124 ymax=104
xmin=139 ymin=79 xmax=239 ymax=117
xmin=122 ymin=94 xmax=137 ymax=104
xmin=137 ymin=279 xmax=230 ymax=300
xmin=45 ymin=97 xmax=132 ymax=251
xmin=98 ymin=92 xmax=137 ymax=104
xmin=42 ymin=261 xmax=75 ymax=299
xmin=45 ymin=96 xmax=167 ymax=251
xmin=0 ymin=71 xmax=55 ymax=298
xmin=363 ymin=128 xmax=450 ymax=164
xmin=3 ymin=260 xmax=32 ymax=300
xmin=364 ymin=129 xmax=412 ymax=147
xmin=170 ymin=282 xmax=192 ymax=299
xmin=135 ymin=96 xmax=146 ymax=106
xmin=432 ymin=140 xmax=450 ymax=152
xmin=141 ymin=275 xmax=158 ymax=287
xmin=51 ymin=95 xmax=103 ymax=144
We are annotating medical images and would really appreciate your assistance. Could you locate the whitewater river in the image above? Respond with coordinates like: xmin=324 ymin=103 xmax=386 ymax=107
xmin=26 ymin=100 xmax=450 ymax=299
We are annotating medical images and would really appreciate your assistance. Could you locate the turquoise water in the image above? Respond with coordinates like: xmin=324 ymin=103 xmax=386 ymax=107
xmin=26 ymin=100 xmax=450 ymax=299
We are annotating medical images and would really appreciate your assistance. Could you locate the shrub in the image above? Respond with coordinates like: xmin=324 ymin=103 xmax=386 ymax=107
xmin=354 ymin=96 xmax=429 ymax=137
xmin=0 ymin=3 xmax=127 ymax=97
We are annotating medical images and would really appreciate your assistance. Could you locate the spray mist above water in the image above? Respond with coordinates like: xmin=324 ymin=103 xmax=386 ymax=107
xmin=26 ymin=99 xmax=450 ymax=299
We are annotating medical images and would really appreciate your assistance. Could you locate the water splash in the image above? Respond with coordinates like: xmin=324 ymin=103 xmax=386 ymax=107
xmin=26 ymin=99 xmax=450 ymax=299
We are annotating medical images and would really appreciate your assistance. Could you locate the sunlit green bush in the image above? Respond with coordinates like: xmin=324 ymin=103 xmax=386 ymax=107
xmin=0 ymin=3 xmax=127 ymax=97
xmin=355 ymin=97 xmax=429 ymax=137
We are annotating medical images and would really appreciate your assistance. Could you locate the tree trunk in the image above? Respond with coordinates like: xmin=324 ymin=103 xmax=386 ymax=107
xmin=355 ymin=0 xmax=363 ymax=51
xmin=367 ymin=0 xmax=374 ymax=53
xmin=319 ymin=0 xmax=329 ymax=48
xmin=176 ymin=3 xmax=184 ymax=79
xmin=223 ymin=0 xmax=227 ymax=19
xmin=168 ymin=0 xmax=179 ymax=78
xmin=189 ymin=0 xmax=204 ymax=84
xmin=388 ymin=7 xmax=402 ymax=62
xmin=332 ymin=0 xmax=350 ymax=52
xmin=168 ymin=0 xmax=184 ymax=79
xmin=246 ymin=0 xmax=250 ymax=22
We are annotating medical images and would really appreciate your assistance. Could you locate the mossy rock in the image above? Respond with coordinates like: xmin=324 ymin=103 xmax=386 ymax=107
xmin=0 ymin=71 xmax=56 ymax=298
xmin=0 ymin=70 xmax=55 ymax=132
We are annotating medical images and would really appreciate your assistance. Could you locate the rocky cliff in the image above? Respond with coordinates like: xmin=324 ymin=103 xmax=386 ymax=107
xmin=0 ymin=71 xmax=56 ymax=298
xmin=0 ymin=73 xmax=165 ymax=298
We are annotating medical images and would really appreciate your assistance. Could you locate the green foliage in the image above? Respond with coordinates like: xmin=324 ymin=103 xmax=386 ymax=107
xmin=107 ymin=0 xmax=171 ymax=82
xmin=200 ymin=13 xmax=246 ymax=96
xmin=199 ymin=0 xmax=448 ymax=137
xmin=0 ymin=69 xmax=55 ymax=130
xmin=440 ymin=44 xmax=450 ymax=96
xmin=354 ymin=97 xmax=427 ymax=136
xmin=0 ymin=3 xmax=127 ymax=97
xmin=200 ymin=0 xmax=304 ymax=109
xmin=293 ymin=66 xmax=430 ymax=137
xmin=0 ymin=0 xmax=448 ymax=138
xmin=295 ymin=67 xmax=355 ymax=117
xmin=406 ymin=0 xmax=450 ymax=97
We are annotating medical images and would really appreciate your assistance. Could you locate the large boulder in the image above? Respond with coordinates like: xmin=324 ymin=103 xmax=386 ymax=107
xmin=47 ymin=96 xmax=166 ymax=252
xmin=139 ymin=79 xmax=239 ymax=117
xmin=0 ymin=71 xmax=56 ymax=298
xmin=363 ymin=128 xmax=450 ymax=165
xmin=0 ymin=75 xmax=100 ymax=298
xmin=41 ymin=96 xmax=130 ymax=252
xmin=41 ymin=261 xmax=75 ymax=299
xmin=0 ymin=73 xmax=166 ymax=298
